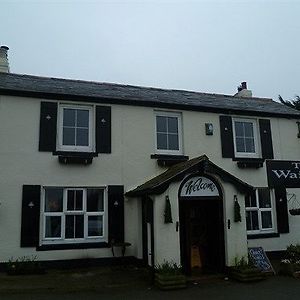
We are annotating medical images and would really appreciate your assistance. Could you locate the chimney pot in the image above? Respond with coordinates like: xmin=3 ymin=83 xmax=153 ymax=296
xmin=241 ymin=82 xmax=247 ymax=90
xmin=0 ymin=45 xmax=10 ymax=73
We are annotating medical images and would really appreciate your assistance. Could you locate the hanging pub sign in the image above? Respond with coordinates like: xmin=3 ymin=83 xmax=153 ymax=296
xmin=179 ymin=175 xmax=219 ymax=198
xmin=266 ymin=160 xmax=300 ymax=188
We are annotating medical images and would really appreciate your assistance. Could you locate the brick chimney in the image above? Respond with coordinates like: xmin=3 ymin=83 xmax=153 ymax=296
xmin=0 ymin=46 xmax=10 ymax=73
xmin=234 ymin=81 xmax=252 ymax=98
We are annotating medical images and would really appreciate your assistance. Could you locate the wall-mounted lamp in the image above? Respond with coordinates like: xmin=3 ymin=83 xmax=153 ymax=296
xmin=234 ymin=195 xmax=241 ymax=222
xmin=205 ymin=123 xmax=213 ymax=135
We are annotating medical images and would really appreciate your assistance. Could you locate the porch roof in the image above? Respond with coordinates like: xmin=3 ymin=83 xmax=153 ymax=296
xmin=125 ymin=155 xmax=254 ymax=197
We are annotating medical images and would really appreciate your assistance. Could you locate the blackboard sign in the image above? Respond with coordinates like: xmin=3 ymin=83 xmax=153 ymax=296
xmin=248 ymin=247 xmax=275 ymax=274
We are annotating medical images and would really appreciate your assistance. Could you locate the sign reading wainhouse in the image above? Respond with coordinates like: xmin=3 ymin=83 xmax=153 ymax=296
xmin=180 ymin=175 xmax=219 ymax=198
xmin=267 ymin=160 xmax=300 ymax=188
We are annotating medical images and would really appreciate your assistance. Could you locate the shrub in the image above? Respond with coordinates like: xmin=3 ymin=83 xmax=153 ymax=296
xmin=6 ymin=255 xmax=45 ymax=275
xmin=154 ymin=261 xmax=183 ymax=275
xmin=285 ymin=244 xmax=300 ymax=265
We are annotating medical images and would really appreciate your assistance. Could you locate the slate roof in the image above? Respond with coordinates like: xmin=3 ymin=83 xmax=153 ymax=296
xmin=0 ymin=72 xmax=299 ymax=118
xmin=126 ymin=155 xmax=253 ymax=197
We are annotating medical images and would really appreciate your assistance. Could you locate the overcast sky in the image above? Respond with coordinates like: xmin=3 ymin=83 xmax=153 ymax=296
xmin=1 ymin=0 xmax=299 ymax=101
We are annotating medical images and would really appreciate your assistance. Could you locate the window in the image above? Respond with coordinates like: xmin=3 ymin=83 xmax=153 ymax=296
xmin=232 ymin=118 xmax=260 ymax=158
xmin=155 ymin=111 xmax=182 ymax=154
xmin=58 ymin=105 xmax=94 ymax=152
xmin=42 ymin=187 xmax=106 ymax=244
xmin=246 ymin=188 xmax=275 ymax=234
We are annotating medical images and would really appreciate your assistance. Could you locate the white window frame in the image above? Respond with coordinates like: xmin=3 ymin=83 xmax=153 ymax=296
xmin=246 ymin=189 xmax=276 ymax=235
xmin=41 ymin=187 xmax=107 ymax=245
xmin=154 ymin=111 xmax=183 ymax=155
xmin=57 ymin=104 xmax=94 ymax=152
xmin=232 ymin=117 xmax=260 ymax=158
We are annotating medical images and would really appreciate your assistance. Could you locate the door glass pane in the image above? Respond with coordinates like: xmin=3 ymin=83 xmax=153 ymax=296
xmin=261 ymin=211 xmax=272 ymax=229
xmin=157 ymin=133 xmax=168 ymax=149
xmin=76 ymin=128 xmax=89 ymax=146
xmin=156 ymin=116 xmax=167 ymax=132
xmin=246 ymin=211 xmax=259 ymax=231
xmin=63 ymin=127 xmax=75 ymax=145
xmin=88 ymin=216 xmax=103 ymax=236
xmin=167 ymin=117 xmax=178 ymax=133
xmin=87 ymin=189 xmax=104 ymax=212
xmin=45 ymin=188 xmax=63 ymax=212
xmin=77 ymin=109 xmax=89 ymax=127
xmin=258 ymin=189 xmax=271 ymax=208
xmin=45 ymin=216 xmax=61 ymax=238
xmin=63 ymin=109 xmax=75 ymax=126
xmin=168 ymin=134 xmax=179 ymax=150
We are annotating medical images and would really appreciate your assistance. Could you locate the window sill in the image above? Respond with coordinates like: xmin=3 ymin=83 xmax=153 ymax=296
xmin=53 ymin=151 xmax=98 ymax=157
xmin=37 ymin=242 xmax=110 ymax=251
xmin=234 ymin=158 xmax=264 ymax=168
xmin=151 ymin=154 xmax=189 ymax=167
xmin=54 ymin=152 xmax=97 ymax=165
xmin=247 ymin=232 xmax=279 ymax=239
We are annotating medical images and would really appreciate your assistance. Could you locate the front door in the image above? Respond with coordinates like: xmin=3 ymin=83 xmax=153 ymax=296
xmin=179 ymin=175 xmax=225 ymax=275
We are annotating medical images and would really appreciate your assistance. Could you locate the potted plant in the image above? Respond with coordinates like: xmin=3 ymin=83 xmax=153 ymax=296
xmin=229 ymin=256 xmax=265 ymax=282
xmin=154 ymin=261 xmax=187 ymax=290
xmin=280 ymin=244 xmax=300 ymax=277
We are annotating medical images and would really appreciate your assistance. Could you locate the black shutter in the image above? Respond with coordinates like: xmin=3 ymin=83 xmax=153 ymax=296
xmin=21 ymin=185 xmax=41 ymax=247
xmin=96 ymin=106 xmax=111 ymax=153
xmin=39 ymin=102 xmax=57 ymax=152
xmin=275 ymin=186 xmax=289 ymax=233
xmin=108 ymin=185 xmax=124 ymax=243
xmin=219 ymin=115 xmax=234 ymax=158
xmin=259 ymin=119 xmax=274 ymax=159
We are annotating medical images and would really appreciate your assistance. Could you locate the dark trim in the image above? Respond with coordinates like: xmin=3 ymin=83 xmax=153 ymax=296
xmin=150 ymin=154 xmax=189 ymax=167
xmin=247 ymin=233 xmax=280 ymax=239
xmin=53 ymin=151 xmax=98 ymax=157
xmin=37 ymin=242 xmax=110 ymax=251
xmin=1 ymin=88 xmax=299 ymax=119
xmin=232 ymin=157 xmax=264 ymax=162
xmin=58 ymin=155 xmax=93 ymax=165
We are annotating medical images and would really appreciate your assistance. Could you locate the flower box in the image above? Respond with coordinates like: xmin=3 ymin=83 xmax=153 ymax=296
xmin=154 ymin=273 xmax=187 ymax=290
xmin=229 ymin=267 xmax=266 ymax=282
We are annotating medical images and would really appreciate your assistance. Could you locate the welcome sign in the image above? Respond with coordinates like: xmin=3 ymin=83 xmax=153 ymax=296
xmin=180 ymin=176 xmax=219 ymax=197
xmin=266 ymin=160 xmax=300 ymax=188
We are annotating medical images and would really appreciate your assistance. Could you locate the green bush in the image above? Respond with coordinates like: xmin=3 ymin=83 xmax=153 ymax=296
xmin=233 ymin=256 xmax=255 ymax=270
xmin=285 ymin=244 xmax=300 ymax=264
xmin=154 ymin=261 xmax=183 ymax=275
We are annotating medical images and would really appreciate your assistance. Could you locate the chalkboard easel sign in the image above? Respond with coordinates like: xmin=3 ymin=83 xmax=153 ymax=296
xmin=248 ymin=247 xmax=275 ymax=274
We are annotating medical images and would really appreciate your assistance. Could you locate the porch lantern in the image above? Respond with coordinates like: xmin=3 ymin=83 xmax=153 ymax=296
xmin=164 ymin=195 xmax=173 ymax=224
xmin=234 ymin=195 xmax=241 ymax=222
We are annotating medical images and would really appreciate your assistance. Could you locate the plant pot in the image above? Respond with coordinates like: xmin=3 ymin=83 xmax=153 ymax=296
xmin=154 ymin=273 xmax=187 ymax=290
xmin=229 ymin=267 xmax=266 ymax=282
xmin=280 ymin=263 xmax=300 ymax=276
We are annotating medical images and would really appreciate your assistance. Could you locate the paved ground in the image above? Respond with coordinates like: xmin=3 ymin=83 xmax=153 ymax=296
xmin=1 ymin=265 xmax=300 ymax=300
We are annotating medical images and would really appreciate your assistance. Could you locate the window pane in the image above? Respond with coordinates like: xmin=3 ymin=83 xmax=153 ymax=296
xmin=246 ymin=211 xmax=259 ymax=231
xmin=45 ymin=188 xmax=63 ymax=212
xmin=63 ymin=109 xmax=75 ymax=126
xmin=87 ymin=189 xmax=104 ymax=212
xmin=76 ymin=128 xmax=89 ymax=146
xmin=167 ymin=117 xmax=178 ymax=134
xmin=156 ymin=116 xmax=167 ymax=132
xmin=157 ymin=133 xmax=168 ymax=149
xmin=45 ymin=216 xmax=61 ymax=238
xmin=88 ymin=216 xmax=103 ymax=237
xmin=235 ymin=122 xmax=244 ymax=137
xmin=245 ymin=138 xmax=255 ymax=153
xmin=168 ymin=134 xmax=179 ymax=150
xmin=244 ymin=122 xmax=254 ymax=137
xmin=258 ymin=188 xmax=271 ymax=208
xmin=236 ymin=137 xmax=245 ymax=152
xmin=261 ymin=211 xmax=272 ymax=229
xmin=67 ymin=190 xmax=83 ymax=211
xmin=245 ymin=192 xmax=257 ymax=208
xmin=63 ymin=127 xmax=75 ymax=145
xmin=65 ymin=215 xmax=84 ymax=238
xmin=77 ymin=109 xmax=89 ymax=127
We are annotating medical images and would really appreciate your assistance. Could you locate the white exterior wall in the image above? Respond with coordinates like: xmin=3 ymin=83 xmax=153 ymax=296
xmin=0 ymin=94 xmax=300 ymax=263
